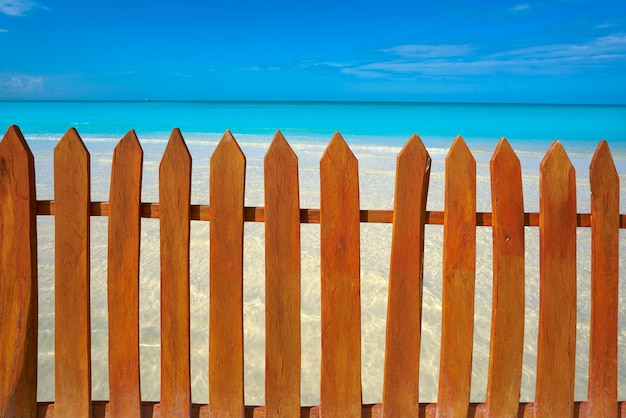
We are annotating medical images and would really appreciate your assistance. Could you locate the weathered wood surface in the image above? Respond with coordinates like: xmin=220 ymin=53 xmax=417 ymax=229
xmin=382 ymin=134 xmax=430 ymax=417
xmin=0 ymin=125 xmax=38 ymax=417
xmin=209 ymin=130 xmax=246 ymax=417
xmin=159 ymin=129 xmax=192 ymax=416
xmin=264 ymin=132 xmax=301 ymax=417
xmin=581 ymin=141 xmax=619 ymax=418
xmin=107 ymin=130 xmax=144 ymax=417
xmin=54 ymin=128 xmax=92 ymax=417
xmin=320 ymin=133 xmax=362 ymax=418
xmin=437 ymin=136 xmax=476 ymax=418
xmin=480 ymin=138 xmax=525 ymax=417
xmin=533 ymin=141 xmax=577 ymax=417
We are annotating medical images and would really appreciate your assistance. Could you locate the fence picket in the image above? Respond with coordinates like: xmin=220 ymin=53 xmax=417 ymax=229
xmin=0 ymin=125 xmax=38 ymax=417
xmin=209 ymin=130 xmax=246 ymax=417
xmin=107 ymin=130 xmax=144 ymax=417
xmin=159 ymin=128 xmax=192 ymax=416
xmin=320 ymin=133 xmax=362 ymax=418
xmin=382 ymin=134 xmax=431 ymax=417
xmin=437 ymin=136 xmax=476 ymax=418
xmin=264 ymin=132 xmax=301 ymax=417
xmin=483 ymin=138 xmax=525 ymax=417
xmin=581 ymin=141 xmax=619 ymax=418
xmin=534 ymin=141 xmax=577 ymax=417
xmin=54 ymin=128 xmax=92 ymax=417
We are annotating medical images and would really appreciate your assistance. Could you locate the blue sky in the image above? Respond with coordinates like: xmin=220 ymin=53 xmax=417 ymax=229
xmin=1 ymin=0 xmax=625 ymax=103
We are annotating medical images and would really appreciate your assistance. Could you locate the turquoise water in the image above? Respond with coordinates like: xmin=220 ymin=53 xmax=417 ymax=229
xmin=3 ymin=101 xmax=626 ymax=405
xmin=2 ymin=100 xmax=625 ymax=152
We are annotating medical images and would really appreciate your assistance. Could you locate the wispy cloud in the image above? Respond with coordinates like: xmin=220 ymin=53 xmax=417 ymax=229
xmin=0 ymin=74 xmax=46 ymax=93
xmin=243 ymin=65 xmax=281 ymax=72
xmin=380 ymin=44 xmax=474 ymax=59
xmin=297 ymin=60 xmax=347 ymax=70
xmin=0 ymin=28 xmax=8 ymax=33
xmin=510 ymin=3 xmax=530 ymax=12
xmin=0 ymin=0 xmax=44 ymax=16
xmin=333 ymin=35 xmax=626 ymax=79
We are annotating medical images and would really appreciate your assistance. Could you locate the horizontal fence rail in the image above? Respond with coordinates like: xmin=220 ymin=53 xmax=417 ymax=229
xmin=1 ymin=124 xmax=625 ymax=417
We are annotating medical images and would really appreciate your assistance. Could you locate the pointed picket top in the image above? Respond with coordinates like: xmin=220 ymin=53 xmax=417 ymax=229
xmin=0 ymin=124 xmax=38 ymax=417
xmin=540 ymin=141 xmax=574 ymax=189
xmin=397 ymin=133 xmax=431 ymax=174
xmin=211 ymin=129 xmax=246 ymax=169
xmin=265 ymin=130 xmax=297 ymax=166
xmin=54 ymin=128 xmax=90 ymax=180
xmin=485 ymin=137 xmax=525 ymax=417
xmin=1 ymin=125 xmax=35 ymax=170
xmin=491 ymin=137 xmax=519 ymax=173
xmin=161 ymin=128 xmax=191 ymax=173
xmin=55 ymin=127 xmax=89 ymax=155
xmin=446 ymin=135 xmax=475 ymax=170
xmin=321 ymin=131 xmax=357 ymax=172
xmin=113 ymin=129 xmax=143 ymax=160
xmin=590 ymin=140 xmax=618 ymax=193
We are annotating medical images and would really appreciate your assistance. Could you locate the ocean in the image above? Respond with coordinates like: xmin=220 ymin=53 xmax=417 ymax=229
xmin=1 ymin=100 xmax=625 ymax=405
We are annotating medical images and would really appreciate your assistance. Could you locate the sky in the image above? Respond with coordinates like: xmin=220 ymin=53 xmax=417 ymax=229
xmin=0 ymin=0 xmax=625 ymax=104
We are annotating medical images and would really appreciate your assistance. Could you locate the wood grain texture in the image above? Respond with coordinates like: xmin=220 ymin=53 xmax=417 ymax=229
xmin=437 ymin=136 xmax=476 ymax=418
xmin=320 ymin=132 xmax=362 ymax=418
xmin=479 ymin=138 xmax=525 ymax=417
xmin=264 ymin=132 xmax=301 ymax=417
xmin=54 ymin=128 xmax=92 ymax=417
xmin=209 ymin=130 xmax=246 ymax=418
xmin=107 ymin=130 xmax=143 ymax=417
xmin=0 ymin=125 xmax=38 ymax=417
xmin=580 ymin=141 xmax=619 ymax=418
xmin=382 ymin=134 xmax=430 ymax=417
xmin=159 ymin=129 xmax=192 ymax=417
xmin=533 ymin=141 xmax=577 ymax=417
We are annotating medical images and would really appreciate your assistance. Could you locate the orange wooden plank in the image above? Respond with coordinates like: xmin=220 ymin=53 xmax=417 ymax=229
xmin=580 ymin=141 xmax=619 ymax=418
xmin=209 ymin=130 xmax=246 ymax=417
xmin=264 ymin=132 xmax=301 ymax=417
xmin=53 ymin=128 xmax=92 ymax=417
xmin=159 ymin=129 xmax=192 ymax=416
xmin=107 ymin=130 xmax=143 ymax=417
xmin=319 ymin=132 xmax=362 ymax=418
xmin=437 ymin=136 xmax=476 ymax=418
xmin=382 ymin=134 xmax=431 ymax=417
xmin=533 ymin=141 xmax=577 ymax=417
xmin=484 ymin=138 xmax=525 ymax=417
xmin=0 ymin=125 xmax=38 ymax=417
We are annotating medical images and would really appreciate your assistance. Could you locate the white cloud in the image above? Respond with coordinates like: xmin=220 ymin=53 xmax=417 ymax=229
xmin=511 ymin=4 xmax=530 ymax=12
xmin=0 ymin=0 xmax=43 ymax=16
xmin=336 ymin=35 xmax=626 ymax=79
xmin=0 ymin=74 xmax=46 ymax=93
xmin=381 ymin=44 xmax=474 ymax=59
xmin=0 ymin=28 xmax=8 ymax=32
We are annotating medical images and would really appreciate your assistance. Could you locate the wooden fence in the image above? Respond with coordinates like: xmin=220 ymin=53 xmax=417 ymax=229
xmin=0 ymin=124 xmax=623 ymax=417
